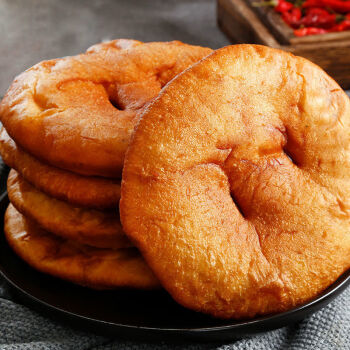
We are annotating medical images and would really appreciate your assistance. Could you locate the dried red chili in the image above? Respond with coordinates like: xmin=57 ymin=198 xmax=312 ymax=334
xmin=254 ymin=0 xmax=350 ymax=36
xmin=330 ymin=19 xmax=350 ymax=31
xmin=294 ymin=27 xmax=328 ymax=36
xmin=302 ymin=0 xmax=350 ymax=13
xmin=282 ymin=7 xmax=302 ymax=28
xmin=275 ymin=0 xmax=294 ymax=13
xmin=301 ymin=8 xmax=337 ymax=28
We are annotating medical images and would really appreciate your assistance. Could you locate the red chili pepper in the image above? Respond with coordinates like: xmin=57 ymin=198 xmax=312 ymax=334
xmin=282 ymin=7 xmax=302 ymax=28
xmin=302 ymin=0 xmax=350 ymax=13
xmin=254 ymin=0 xmax=350 ymax=35
xmin=301 ymin=8 xmax=337 ymax=28
xmin=275 ymin=0 xmax=294 ymax=13
xmin=294 ymin=27 xmax=328 ymax=36
xmin=330 ymin=19 xmax=350 ymax=31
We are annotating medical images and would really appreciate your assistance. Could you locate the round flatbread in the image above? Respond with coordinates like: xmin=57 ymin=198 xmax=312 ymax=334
xmin=8 ymin=169 xmax=130 ymax=249
xmin=0 ymin=128 xmax=120 ymax=209
xmin=0 ymin=39 xmax=211 ymax=177
xmin=121 ymin=45 xmax=350 ymax=318
xmin=4 ymin=204 xmax=159 ymax=289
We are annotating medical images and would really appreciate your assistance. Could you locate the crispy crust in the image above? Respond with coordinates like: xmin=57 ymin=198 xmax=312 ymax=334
xmin=4 ymin=204 xmax=160 ymax=289
xmin=120 ymin=45 xmax=350 ymax=318
xmin=0 ymin=39 xmax=212 ymax=177
xmin=0 ymin=128 xmax=120 ymax=209
xmin=8 ymin=169 xmax=131 ymax=249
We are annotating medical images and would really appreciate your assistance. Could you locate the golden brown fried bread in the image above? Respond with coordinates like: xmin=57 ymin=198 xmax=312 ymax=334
xmin=5 ymin=204 xmax=159 ymax=289
xmin=120 ymin=45 xmax=350 ymax=319
xmin=0 ymin=128 xmax=120 ymax=209
xmin=0 ymin=39 xmax=212 ymax=177
xmin=8 ymin=170 xmax=131 ymax=249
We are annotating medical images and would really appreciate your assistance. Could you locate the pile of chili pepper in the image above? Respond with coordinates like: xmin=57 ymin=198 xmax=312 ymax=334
xmin=255 ymin=0 xmax=350 ymax=36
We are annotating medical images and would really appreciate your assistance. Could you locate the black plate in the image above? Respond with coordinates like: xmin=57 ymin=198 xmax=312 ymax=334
xmin=0 ymin=170 xmax=349 ymax=341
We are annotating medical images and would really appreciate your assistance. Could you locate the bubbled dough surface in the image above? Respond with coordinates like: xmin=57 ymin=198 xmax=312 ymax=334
xmin=121 ymin=45 xmax=350 ymax=319
xmin=0 ymin=39 xmax=212 ymax=177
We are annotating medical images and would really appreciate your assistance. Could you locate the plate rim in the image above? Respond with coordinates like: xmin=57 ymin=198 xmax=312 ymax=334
xmin=1 ymin=266 xmax=349 ymax=333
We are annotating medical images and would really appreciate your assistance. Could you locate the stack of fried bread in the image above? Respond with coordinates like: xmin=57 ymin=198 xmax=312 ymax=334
xmin=1 ymin=41 xmax=349 ymax=320
xmin=0 ymin=39 xmax=212 ymax=290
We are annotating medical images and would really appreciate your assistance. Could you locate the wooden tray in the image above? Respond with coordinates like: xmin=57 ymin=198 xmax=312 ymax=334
xmin=217 ymin=0 xmax=350 ymax=89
